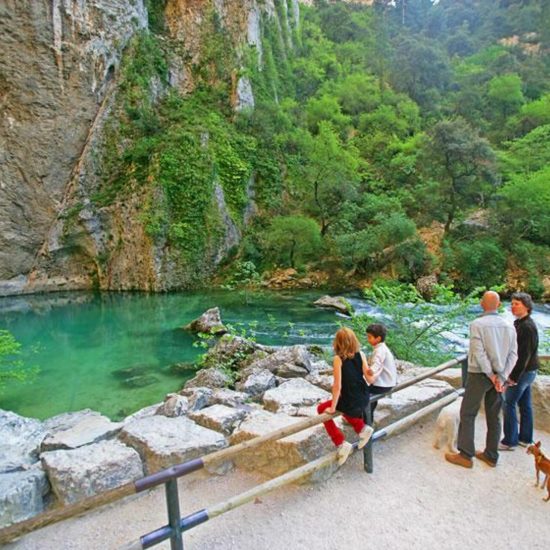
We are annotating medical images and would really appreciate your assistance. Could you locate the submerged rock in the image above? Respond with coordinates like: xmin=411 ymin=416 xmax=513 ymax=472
xmin=120 ymin=374 xmax=160 ymax=388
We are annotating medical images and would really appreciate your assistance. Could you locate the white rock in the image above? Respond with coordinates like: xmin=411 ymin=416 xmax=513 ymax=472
xmin=375 ymin=379 xmax=455 ymax=428
xmin=41 ymin=414 xmax=122 ymax=452
xmin=41 ymin=440 xmax=143 ymax=505
xmin=236 ymin=368 xmax=277 ymax=397
xmin=0 ymin=409 xmax=46 ymax=473
xmin=156 ymin=394 xmax=189 ymax=417
xmin=230 ymin=410 xmax=335 ymax=480
xmin=119 ymin=416 xmax=227 ymax=474
xmin=0 ymin=466 xmax=49 ymax=528
xmin=211 ymin=388 xmax=248 ymax=407
xmin=189 ymin=404 xmax=248 ymax=435
xmin=262 ymin=378 xmax=330 ymax=413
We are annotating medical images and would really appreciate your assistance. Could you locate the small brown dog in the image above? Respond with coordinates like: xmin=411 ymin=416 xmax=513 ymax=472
xmin=526 ymin=441 xmax=550 ymax=502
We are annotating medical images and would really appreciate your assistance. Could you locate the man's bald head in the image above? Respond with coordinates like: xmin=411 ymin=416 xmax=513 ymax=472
xmin=480 ymin=290 xmax=500 ymax=312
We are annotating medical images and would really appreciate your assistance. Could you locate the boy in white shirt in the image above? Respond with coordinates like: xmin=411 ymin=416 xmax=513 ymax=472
xmin=364 ymin=323 xmax=397 ymax=419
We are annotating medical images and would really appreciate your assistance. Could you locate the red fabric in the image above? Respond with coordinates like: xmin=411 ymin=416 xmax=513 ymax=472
xmin=317 ymin=399 xmax=365 ymax=447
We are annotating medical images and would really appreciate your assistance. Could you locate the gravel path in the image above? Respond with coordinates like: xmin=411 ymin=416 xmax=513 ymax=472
xmin=6 ymin=415 xmax=550 ymax=550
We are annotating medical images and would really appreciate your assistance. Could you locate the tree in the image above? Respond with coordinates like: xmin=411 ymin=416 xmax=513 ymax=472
xmin=289 ymin=122 xmax=362 ymax=235
xmin=487 ymin=73 xmax=524 ymax=122
xmin=262 ymin=216 xmax=322 ymax=268
xmin=497 ymin=167 xmax=550 ymax=245
xmin=420 ymin=118 xmax=499 ymax=234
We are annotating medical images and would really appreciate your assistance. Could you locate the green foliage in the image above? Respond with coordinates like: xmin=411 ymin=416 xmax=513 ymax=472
xmin=497 ymin=167 xmax=550 ymax=245
xmin=144 ymin=0 xmax=166 ymax=34
xmin=420 ymin=118 xmax=498 ymax=233
xmin=442 ymin=237 xmax=507 ymax=293
xmin=0 ymin=330 xmax=39 ymax=392
xmin=351 ymin=281 xmax=482 ymax=366
xmin=262 ymin=215 xmax=322 ymax=269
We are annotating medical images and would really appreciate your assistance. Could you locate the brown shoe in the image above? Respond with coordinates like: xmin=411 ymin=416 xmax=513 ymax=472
xmin=475 ymin=451 xmax=497 ymax=467
xmin=445 ymin=452 xmax=473 ymax=469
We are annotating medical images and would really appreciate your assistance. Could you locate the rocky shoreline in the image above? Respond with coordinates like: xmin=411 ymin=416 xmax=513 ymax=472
xmin=2 ymin=311 xmax=549 ymax=531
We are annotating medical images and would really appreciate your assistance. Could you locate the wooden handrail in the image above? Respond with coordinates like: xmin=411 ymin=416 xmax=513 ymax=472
xmin=0 ymin=354 xmax=466 ymax=545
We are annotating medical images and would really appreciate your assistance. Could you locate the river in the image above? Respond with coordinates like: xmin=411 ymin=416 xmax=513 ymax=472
xmin=0 ymin=290 xmax=548 ymax=420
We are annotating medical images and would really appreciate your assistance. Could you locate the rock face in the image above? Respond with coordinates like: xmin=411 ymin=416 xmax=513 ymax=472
xmin=0 ymin=0 xmax=300 ymax=295
xmin=40 ymin=440 xmax=143 ymax=505
xmin=0 ymin=0 xmax=147 ymax=290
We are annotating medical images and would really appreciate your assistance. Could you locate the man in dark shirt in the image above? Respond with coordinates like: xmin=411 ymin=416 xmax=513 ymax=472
xmin=500 ymin=292 xmax=540 ymax=450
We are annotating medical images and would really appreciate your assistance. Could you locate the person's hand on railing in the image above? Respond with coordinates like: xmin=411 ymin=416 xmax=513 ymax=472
xmin=326 ymin=405 xmax=336 ymax=414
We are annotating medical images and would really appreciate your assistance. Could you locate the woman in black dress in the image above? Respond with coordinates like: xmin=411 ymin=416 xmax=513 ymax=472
xmin=317 ymin=327 xmax=374 ymax=465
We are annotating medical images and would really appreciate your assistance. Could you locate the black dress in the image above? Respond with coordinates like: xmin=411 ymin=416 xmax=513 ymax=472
xmin=336 ymin=352 xmax=369 ymax=418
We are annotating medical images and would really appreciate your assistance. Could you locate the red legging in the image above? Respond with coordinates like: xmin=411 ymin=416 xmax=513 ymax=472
xmin=317 ymin=400 xmax=365 ymax=447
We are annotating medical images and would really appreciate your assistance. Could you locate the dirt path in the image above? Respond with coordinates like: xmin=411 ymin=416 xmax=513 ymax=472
xmin=6 ymin=415 xmax=550 ymax=550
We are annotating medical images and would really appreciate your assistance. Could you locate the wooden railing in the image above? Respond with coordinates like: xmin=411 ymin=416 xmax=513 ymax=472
xmin=0 ymin=355 xmax=467 ymax=548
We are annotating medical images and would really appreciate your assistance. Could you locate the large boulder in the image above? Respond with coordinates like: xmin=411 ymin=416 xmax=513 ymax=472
xmin=262 ymin=378 xmax=330 ymax=413
xmin=0 ymin=409 xmax=46 ymax=473
xmin=179 ymin=387 xmax=214 ymax=411
xmin=305 ymin=373 xmax=333 ymax=392
xmin=375 ymin=379 xmax=455 ymax=428
xmin=274 ymin=363 xmax=310 ymax=378
xmin=184 ymin=367 xmax=231 ymax=390
xmin=189 ymin=404 xmax=249 ymax=435
xmin=210 ymin=388 xmax=248 ymax=408
xmin=0 ymin=466 xmax=50 ymax=528
xmin=313 ymin=295 xmax=353 ymax=315
xmin=40 ymin=412 xmax=122 ymax=452
xmin=235 ymin=368 xmax=277 ymax=397
xmin=156 ymin=394 xmax=189 ymax=418
xmin=183 ymin=307 xmax=227 ymax=335
xmin=119 ymin=416 xmax=227 ymax=474
xmin=230 ymin=410 xmax=337 ymax=481
xmin=40 ymin=440 xmax=143 ymax=506
xmin=246 ymin=345 xmax=314 ymax=374
xmin=532 ymin=375 xmax=550 ymax=431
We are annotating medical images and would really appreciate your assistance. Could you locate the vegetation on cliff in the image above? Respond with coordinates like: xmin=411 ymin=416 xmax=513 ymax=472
xmin=100 ymin=0 xmax=550 ymax=295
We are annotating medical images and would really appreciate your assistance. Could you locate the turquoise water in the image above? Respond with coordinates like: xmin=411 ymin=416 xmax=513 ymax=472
xmin=0 ymin=290 xmax=342 ymax=420
xmin=1 ymin=290 xmax=548 ymax=422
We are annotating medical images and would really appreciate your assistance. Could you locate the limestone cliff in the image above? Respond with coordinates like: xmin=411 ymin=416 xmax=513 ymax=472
xmin=0 ymin=0 xmax=300 ymax=295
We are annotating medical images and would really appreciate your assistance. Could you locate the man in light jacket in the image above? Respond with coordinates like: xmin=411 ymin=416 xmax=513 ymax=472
xmin=445 ymin=290 xmax=518 ymax=468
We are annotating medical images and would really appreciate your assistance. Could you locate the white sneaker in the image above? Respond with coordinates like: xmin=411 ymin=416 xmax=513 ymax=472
xmin=337 ymin=441 xmax=353 ymax=466
xmin=357 ymin=425 xmax=374 ymax=449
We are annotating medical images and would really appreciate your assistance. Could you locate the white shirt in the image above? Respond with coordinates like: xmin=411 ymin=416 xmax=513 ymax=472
xmin=368 ymin=342 xmax=397 ymax=387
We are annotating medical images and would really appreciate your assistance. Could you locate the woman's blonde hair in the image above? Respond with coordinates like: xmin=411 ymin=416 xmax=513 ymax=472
xmin=333 ymin=327 xmax=360 ymax=359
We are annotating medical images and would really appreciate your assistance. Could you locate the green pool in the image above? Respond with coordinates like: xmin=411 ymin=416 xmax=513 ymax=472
xmin=0 ymin=290 xmax=342 ymax=420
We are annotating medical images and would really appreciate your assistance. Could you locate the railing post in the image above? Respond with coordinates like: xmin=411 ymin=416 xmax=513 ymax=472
xmin=363 ymin=404 xmax=374 ymax=473
xmin=165 ymin=479 xmax=183 ymax=550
